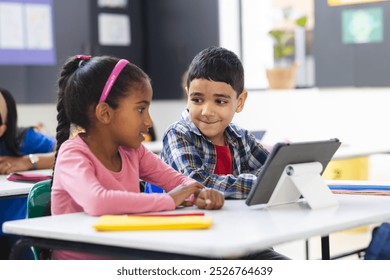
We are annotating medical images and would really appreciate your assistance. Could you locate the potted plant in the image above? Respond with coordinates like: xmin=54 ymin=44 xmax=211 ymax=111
xmin=266 ymin=7 xmax=307 ymax=89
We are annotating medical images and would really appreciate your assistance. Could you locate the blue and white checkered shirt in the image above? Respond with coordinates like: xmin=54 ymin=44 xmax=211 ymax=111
xmin=160 ymin=109 xmax=268 ymax=199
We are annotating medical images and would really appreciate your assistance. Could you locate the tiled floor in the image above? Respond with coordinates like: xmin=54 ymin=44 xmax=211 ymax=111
xmin=274 ymin=226 xmax=374 ymax=260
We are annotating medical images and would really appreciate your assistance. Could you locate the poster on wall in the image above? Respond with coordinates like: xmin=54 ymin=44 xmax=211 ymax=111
xmin=98 ymin=13 xmax=131 ymax=46
xmin=0 ymin=0 xmax=55 ymax=65
xmin=329 ymin=0 xmax=389 ymax=6
xmin=342 ymin=7 xmax=383 ymax=44
xmin=98 ymin=0 xmax=128 ymax=8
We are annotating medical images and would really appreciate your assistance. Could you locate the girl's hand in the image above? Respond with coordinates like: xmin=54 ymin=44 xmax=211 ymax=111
xmin=0 ymin=155 xmax=31 ymax=174
xmin=168 ymin=182 xmax=204 ymax=207
xmin=195 ymin=188 xmax=224 ymax=210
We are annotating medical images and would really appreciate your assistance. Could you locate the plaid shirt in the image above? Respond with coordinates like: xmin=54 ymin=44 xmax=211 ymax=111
xmin=160 ymin=109 xmax=269 ymax=199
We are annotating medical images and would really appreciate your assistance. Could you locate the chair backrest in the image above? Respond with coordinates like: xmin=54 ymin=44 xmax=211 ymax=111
xmin=144 ymin=182 xmax=164 ymax=193
xmin=27 ymin=179 xmax=52 ymax=219
xmin=27 ymin=179 xmax=51 ymax=260
xmin=364 ymin=223 xmax=390 ymax=260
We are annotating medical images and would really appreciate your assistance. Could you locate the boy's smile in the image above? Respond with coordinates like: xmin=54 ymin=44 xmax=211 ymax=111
xmin=187 ymin=78 xmax=247 ymax=146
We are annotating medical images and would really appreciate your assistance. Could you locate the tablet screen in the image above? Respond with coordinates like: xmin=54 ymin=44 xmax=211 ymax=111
xmin=246 ymin=138 xmax=341 ymax=206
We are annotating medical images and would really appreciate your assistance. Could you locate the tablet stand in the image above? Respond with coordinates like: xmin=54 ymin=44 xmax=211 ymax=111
xmin=268 ymin=162 xmax=339 ymax=209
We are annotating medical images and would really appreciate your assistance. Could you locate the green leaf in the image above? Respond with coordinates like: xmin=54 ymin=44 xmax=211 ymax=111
xmin=295 ymin=15 xmax=307 ymax=28
xmin=268 ymin=11 xmax=307 ymax=60
xmin=282 ymin=45 xmax=294 ymax=57
xmin=268 ymin=30 xmax=284 ymax=42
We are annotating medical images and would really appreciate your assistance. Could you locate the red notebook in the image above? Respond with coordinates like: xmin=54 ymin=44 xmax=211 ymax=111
xmin=6 ymin=173 xmax=52 ymax=183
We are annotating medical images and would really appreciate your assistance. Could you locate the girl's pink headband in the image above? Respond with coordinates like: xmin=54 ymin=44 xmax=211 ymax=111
xmin=99 ymin=59 xmax=129 ymax=103
xmin=74 ymin=55 xmax=129 ymax=103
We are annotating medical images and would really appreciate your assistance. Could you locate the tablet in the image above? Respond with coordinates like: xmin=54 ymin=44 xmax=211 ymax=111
xmin=246 ymin=138 xmax=341 ymax=206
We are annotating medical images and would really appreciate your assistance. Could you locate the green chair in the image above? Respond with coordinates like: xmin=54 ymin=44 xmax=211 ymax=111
xmin=26 ymin=179 xmax=52 ymax=259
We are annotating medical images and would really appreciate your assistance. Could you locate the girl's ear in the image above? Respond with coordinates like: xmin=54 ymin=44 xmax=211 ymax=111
xmin=236 ymin=90 xmax=248 ymax=113
xmin=95 ymin=103 xmax=113 ymax=124
xmin=0 ymin=123 xmax=7 ymax=137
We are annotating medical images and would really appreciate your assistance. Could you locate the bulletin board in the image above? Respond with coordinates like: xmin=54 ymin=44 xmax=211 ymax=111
xmin=0 ymin=0 xmax=56 ymax=65
xmin=314 ymin=0 xmax=390 ymax=87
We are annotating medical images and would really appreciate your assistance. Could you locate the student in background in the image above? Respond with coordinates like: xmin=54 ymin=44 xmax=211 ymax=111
xmin=0 ymin=87 xmax=56 ymax=259
xmin=160 ymin=47 xmax=288 ymax=260
xmin=0 ymin=88 xmax=55 ymax=174
xmin=51 ymin=55 xmax=224 ymax=260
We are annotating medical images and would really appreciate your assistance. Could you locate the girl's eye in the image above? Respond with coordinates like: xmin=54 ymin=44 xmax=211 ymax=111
xmin=137 ymin=108 xmax=145 ymax=113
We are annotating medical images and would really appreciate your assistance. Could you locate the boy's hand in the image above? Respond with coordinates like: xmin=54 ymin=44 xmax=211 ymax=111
xmin=195 ymin=189 xmax=224 ymax=210
xmin=168 ymin=182 xmax=204 ymax=207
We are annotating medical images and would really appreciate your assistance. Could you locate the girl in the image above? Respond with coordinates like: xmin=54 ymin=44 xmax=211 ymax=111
xmin=51 ymin=55 xmax=224 ymax=260
xmin=0 ymin=88 xmax=55 ymax=174
xmin=0 ymin=88 xmax=55 ymax=259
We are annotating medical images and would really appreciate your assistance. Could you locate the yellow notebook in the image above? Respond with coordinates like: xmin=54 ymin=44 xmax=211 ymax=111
xmin=93 ymin=215 xmax=213 ymax=231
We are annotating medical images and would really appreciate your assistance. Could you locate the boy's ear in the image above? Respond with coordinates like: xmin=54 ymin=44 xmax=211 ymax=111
xmin=185 ymin=86 xmax=189 ymax=97
xmin=95 ymin=103 xmax=113 ymax=124
xmin=185 ymin=87 xmax=191 ymax=104
xmin=235 ymin=90 xmax=248 ymax=113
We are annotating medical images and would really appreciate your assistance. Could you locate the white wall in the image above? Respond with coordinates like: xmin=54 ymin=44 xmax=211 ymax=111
xmin=17 ymin=100 xmax=188 ymax=140
xmin=18 ymin=104 xmax=57 ymax=137
xmin=19 ymin=88 xmax=390 ymax=148
xmin=17 ymin=87 xmax=390 ymax=181
xmin=149 ymin=99 xmax=187 ymax=140
xmin=218 ymin=0 xmax=273 ymax=89
xmin=233 ymin=87 xmax=390 ymax=147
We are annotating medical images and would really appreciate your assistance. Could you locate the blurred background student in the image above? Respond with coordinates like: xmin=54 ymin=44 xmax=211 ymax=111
xmin=0 ymin=87 xmax=55 ymax=174
xmin=0 ymin=87 xmax=56 ymax=259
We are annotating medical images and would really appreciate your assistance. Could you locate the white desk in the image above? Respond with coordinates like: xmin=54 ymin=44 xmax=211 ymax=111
xmin=4 ymin=195 xmax=390 ymax=259
xmin=0 ymin=169 xmax=52 ymax=198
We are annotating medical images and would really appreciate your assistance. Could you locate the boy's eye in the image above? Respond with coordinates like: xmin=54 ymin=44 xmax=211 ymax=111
xmin=216 ymin=99 xmax=228 ymax=105
xmin=137 ymin=108 xmax=145 ymax=113
xmin=191 ymin=98 xmax=202 ymax=104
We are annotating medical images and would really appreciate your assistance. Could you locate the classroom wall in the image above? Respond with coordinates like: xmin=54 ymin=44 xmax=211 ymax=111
xmin=233 ymin=88 xmax=390 ymax=147
xmin=18 ymin=86 xmax=390 ymax=181
xmin=314 ymin=1 xmax=390 ymax=87
xmin=0 ymin=0 xmax=90 ymax=103
xmin=0 ymin=0 xmax=219 ymax=103
xmin=16 ymin=99 xmax=188 ymax=140
xmin=18 ymin=87 xmax=390 ymax=147
xmin=144 ymin=0 xmax=219 ymax=100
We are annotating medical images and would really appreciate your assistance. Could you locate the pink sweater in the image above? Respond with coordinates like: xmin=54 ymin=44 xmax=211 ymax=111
xmin=51 ymin=135 xmax=195 ymax=259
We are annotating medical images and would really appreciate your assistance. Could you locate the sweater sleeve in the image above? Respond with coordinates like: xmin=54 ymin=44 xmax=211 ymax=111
xmin=52 ymin=141 xmax=176 ymax=216
xmin=19 ymin=128 xmax=56 ymax=154
xmin=138 ymin=144 xmax=196 ymax=192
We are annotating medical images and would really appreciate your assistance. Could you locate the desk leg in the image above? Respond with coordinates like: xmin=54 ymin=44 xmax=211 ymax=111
xmin=321 ymin=236 xmax=330 ymax=260
xmin=305 ymin=239 xmax=309 ymax=259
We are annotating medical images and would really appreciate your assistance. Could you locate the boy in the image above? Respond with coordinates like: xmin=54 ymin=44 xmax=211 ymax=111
xmin=160 ymin=46 xmax=289 ymax=260
xmin=160 ymin=46 xmax=268 ymax=199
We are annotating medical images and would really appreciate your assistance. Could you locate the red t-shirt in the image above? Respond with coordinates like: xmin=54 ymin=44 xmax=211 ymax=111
xmin=213 ymin=144 xmax=233 ymax=175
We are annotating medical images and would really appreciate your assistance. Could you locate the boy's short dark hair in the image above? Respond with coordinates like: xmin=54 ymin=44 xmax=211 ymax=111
xmin=186 ymin=46 xmax=244 ymax=96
